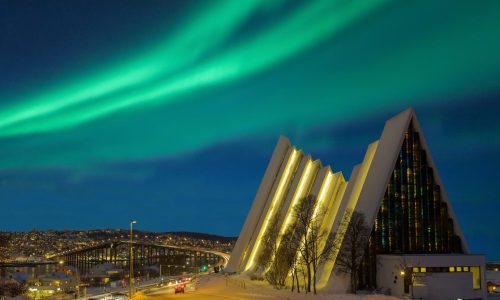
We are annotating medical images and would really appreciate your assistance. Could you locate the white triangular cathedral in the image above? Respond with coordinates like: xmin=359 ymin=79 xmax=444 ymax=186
xmin=227 ymin=108 xmax=486 ymax=299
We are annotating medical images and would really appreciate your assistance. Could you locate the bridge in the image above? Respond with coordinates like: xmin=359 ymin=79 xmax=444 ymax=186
xmin=52 ymin=241 xmax=223 ymax=276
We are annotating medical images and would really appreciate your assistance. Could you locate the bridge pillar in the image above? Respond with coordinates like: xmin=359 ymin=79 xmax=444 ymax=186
xmin=140 ymin=244 xmax=144 ymax=267
xmin=87 ymin=250 xmax=90 ymax=271
xmin=76 ymin=252 xmax=80 ymax=272
xmin=134 ymin=244 xmax=138 ymax=269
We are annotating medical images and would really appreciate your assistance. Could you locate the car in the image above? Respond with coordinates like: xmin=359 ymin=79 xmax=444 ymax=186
xmin=174 ymin=284 xmax=185 ymax=294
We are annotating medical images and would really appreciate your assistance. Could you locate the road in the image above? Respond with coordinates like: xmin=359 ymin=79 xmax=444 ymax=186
xmin=132 ymin=274 xmax=280 ymax=300
xmin=140 ymin=280 xmax=197 ymax=296
xmin=79 ymin=250 xmax=230 ymax=299
xmin=135 ymin=251 xmax=234 ymax=299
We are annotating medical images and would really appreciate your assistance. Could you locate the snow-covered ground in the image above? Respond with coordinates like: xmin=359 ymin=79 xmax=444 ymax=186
xmin=133 ymin=273 xmax=401 ymax=300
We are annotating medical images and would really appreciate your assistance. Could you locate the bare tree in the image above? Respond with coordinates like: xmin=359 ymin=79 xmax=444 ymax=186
xmin=289 ymin=260 xmax=301 ymax=293
xmin=266 ymin=246 xmax=293 ymax=289
xmin=278 ymin=229 xmax=301 ymax=293
xmin=258 ymin=218 xmax=291 ymax=289
xmin=257 ymin=218 xmax=279 ymax=269
xmin=290 ymin=194 xmax=338 ymax=294
xmin=335 ymin=210 xmax=371 ymax=294
xmin=258 ymin=194 xmax=341 ymax=294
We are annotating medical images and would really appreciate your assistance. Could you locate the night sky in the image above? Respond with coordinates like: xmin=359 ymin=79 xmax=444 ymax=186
xmin=1 ymin=1 xmax=499 ymax=260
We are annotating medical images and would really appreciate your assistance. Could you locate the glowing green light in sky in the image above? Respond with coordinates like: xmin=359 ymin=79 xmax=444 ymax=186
xmin=1 ymin=0 xmax=500 ymax=169
xmin=0 ymin=0 xmax=388 ymax=136
xmin=0 ymin=0 xmax=264 ymax=132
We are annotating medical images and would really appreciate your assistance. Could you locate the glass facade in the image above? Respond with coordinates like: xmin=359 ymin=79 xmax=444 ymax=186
xmin=358 ymin=121 xmax=464 ymax=289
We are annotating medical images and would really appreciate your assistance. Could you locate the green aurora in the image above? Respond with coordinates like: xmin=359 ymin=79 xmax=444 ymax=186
xmin=1 ymin=1 xmax=500 ymax=258
xmin=1 ymin=0 xmax=500 ymax=169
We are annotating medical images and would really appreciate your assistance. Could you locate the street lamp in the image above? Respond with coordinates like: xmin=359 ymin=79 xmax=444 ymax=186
xmin=129 ymin=220 xmax=137 ymax=298
xmin=159 ymin=265 xmax=169 ymax=282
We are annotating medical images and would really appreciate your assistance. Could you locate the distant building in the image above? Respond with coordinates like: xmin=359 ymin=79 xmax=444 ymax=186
xmin=227 ymin=108 xmax=486 ymax=299
xmin=86 ymin=262 xmax=124 ymax=285
xmin=486 ymin=263 xmax=500 ymax=293
xmin=37 ymin=271 xmax=78 ymax=292
xmin=26 ymin=266 xmax=79 ymax=298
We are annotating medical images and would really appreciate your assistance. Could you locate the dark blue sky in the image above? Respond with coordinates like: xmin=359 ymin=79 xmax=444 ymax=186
xmin=0 ymin=1 xmax=499 ymax=260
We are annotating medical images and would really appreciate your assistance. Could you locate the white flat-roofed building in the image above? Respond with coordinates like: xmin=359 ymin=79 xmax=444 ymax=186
xmin=377 ymin=254 xmax=485 ymax=299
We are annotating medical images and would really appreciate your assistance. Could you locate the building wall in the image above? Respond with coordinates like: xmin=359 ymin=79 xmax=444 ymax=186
xmin=377 ymin=254 xmax=486 ymax=299
xmin=486 ymin=269 xmax=500 ymax=293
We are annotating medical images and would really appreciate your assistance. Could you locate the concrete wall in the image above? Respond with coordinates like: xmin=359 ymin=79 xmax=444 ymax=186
xmin=486 ymin=270 xmax=500 ymax=284
xmin=416 ymin=272 xmax=475 ymax=300
xmin=377 ymin=254 xmax=486 ymax=300
xmin=486 ymin=270 xmax=500 ymax=293
xmin=377 ymin=255 xmax=405 ymax=296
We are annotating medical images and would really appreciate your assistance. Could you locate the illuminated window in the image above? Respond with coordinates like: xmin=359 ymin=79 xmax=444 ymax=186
xmin=413 ymin=267 xmax=419 ymax=273
xmin=463 ymin=266 xmax=469 ymax=272
xmin=420 ymin=267 xmax=426 ymax=273
xmin=449 ymin=267 xmax=455 ymax=272
xmin=457 ymin=266 xmax=462 ymax=272
xmin=471 ymin=267 xmax=481 ymax=289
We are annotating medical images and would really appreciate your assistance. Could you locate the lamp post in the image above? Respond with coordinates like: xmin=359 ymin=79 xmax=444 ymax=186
xmin=129 ymin=220 xmax=137 ymax=298
xmin=160 ymin=265 xmax=168 ymax=282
